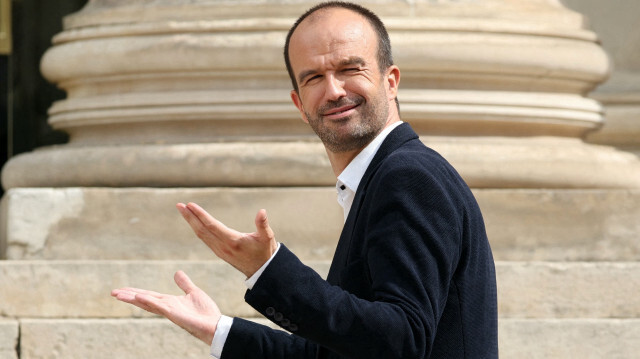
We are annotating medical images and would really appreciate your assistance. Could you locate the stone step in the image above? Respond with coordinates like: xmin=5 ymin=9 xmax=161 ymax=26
xmin=12 ymin=318 xmax=640 ymax=359
xmin=1 ymin=260 xmax=639 ymax=319
xmin=499 ymin=318 xmax=640 ymax=359
xmin=476 ymin=189 xmax=640 ymax=262
xmin=0 ymin=187 xmax=343 ymax=261
xmin=3 ymin=188 xmax=640 ymax=261
xmin=0 ymin=320 xmax=18 ymax=359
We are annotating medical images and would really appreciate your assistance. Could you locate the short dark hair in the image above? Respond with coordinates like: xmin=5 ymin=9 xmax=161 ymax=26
xmin=284 ymin=1 xmax=394 ymax=93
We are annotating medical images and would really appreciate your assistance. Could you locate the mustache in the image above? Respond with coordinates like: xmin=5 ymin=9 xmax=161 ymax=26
xmin=318 ymin=96 xmax=364 ymax=114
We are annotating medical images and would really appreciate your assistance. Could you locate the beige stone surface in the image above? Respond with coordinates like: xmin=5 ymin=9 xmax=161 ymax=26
xmin=499 ymin=319 xmax=640 ymax=359
xmin=0 ymin=142 xmax=334 ymax=190
xmin=1 ymin=260 xmax=638 ymax=319
xmin=15 ymin=318 xmax=640 ymax=359
xmin=18 ymin=317 xmax=279 ymax=359
xmin=477 ymin=189 xmax=640 ymax=261
xmin=561 ymin=0 xmax=640 ymax=74
xmin=496 ymin=262 xmax=640 ymax=319
xmin=562 ymin=0 xmax=640 ymax=151
xmin=20 ymin=319 xmax=210 ymax=359
xmin=3 ymin=188 xmax=639 ymax=261
xmin=427 ymin=136 xmax=640 ymax=189
xmin=4 ymin=136 xmax=640 ymax=190
xmin=2 ymin=187 xmax=342 ymax=260
xmin=589 ymin=90 xmax=640 ymax=150
xmin=0 ymin=260 xmax=329 ymax=319
xmin=0 ymin=320 xmax=18 ymax=359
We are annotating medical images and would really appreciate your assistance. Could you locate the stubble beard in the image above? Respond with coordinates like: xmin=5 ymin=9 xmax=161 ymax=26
xmin=305 ymin=93 xmax=389 ymax=153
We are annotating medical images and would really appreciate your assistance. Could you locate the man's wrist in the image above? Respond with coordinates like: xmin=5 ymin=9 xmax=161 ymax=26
xmin=210 ymin=315 xmax=234 ymax=358
xmin=245 ymin=242 xmax=281 ymax=290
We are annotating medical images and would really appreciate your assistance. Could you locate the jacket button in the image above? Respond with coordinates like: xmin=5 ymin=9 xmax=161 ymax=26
xmin=289 ymin=324 xmax=298 ymax=332
xmin=265 ymin=307 xmax=276 ymax=316
xmin=281 ymin=319 xmax=290 ymax=327
xmin=274 ymin=312 xmax=284 ymax=321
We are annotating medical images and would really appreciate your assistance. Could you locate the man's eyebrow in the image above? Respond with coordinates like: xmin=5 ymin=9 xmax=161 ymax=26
xmin=339 ymin=56 xmax=366 ymax=68
xmin=297 ymin=69 xmax=318 ymax=85
xmin=297 ymin=56 xmax=367 ymax=85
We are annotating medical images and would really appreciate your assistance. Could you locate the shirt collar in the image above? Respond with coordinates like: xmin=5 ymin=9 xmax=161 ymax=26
xmin=337 ymin=121 xmax=403 ymax=193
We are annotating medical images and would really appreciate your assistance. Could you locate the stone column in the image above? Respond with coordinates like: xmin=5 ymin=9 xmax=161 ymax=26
xmin=2 ymin=0 xmax=640 ymax=193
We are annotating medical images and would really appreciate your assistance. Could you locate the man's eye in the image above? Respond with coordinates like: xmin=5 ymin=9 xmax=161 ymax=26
xmin=306 ymin=75 xmax=322 ymax=84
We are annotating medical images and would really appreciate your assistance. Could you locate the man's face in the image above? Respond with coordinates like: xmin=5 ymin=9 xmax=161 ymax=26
xmin=288 ymin=8 xmax=395 ymax=153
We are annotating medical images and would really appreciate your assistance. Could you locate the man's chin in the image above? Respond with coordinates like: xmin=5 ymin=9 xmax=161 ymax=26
xmin=321 ymin=132 xmax=377 ymax=153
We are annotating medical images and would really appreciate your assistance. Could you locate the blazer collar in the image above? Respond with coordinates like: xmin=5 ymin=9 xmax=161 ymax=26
xmin=327 ymin=122 xmax=419 ymax=284
xmin=356 ymin=122 xmax=418 ymax=194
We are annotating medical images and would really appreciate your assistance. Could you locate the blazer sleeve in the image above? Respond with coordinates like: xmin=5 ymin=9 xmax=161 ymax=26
xmin=221 ymin=313 xmax=319 ymax=359
xmin=223 ymin=158 xmax=467 ymax=359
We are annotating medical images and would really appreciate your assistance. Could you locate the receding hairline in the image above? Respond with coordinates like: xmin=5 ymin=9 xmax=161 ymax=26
xmin=297 ymin=5 xmax=362 ymax=26
xmin=288 ymin=6 xmax=374 ymax=47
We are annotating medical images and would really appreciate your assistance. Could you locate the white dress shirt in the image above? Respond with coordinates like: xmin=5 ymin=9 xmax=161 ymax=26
xmin=336 ymin=121 xmax=402 ymax=220
xmin=210 ymin=121 xmax=403 ymax=358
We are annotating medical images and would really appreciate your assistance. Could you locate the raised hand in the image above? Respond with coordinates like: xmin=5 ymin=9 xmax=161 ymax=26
xmin=176 ymin=202 xmax=278 ymax=278
xmin=111 ymin=270 xmax=221 ymax=345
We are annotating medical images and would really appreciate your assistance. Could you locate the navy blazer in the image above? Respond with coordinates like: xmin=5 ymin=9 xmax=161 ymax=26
xmin=222 ymin=123 xmax=498 ymax=358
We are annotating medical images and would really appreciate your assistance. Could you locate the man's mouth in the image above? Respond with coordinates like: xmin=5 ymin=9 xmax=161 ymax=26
xmin=321 ymin=103 xmax=360 ymax=120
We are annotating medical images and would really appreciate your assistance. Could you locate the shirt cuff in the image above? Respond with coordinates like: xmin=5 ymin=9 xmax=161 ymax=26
xmin=244 ymin=242 xmax=281 ymax=290
xmin=210 ymin=315 xmax=234 ymax=358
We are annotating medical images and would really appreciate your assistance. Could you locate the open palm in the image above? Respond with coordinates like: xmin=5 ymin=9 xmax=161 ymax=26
xmin=112 ymin=270 xmax=221 ymax=345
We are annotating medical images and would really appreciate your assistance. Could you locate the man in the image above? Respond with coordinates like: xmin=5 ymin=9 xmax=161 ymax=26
xmin=112 ymin=2 xmax=498 ymax=358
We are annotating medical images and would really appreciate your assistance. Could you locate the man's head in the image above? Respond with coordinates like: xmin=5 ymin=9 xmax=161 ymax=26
xmin=284 ymin=2 xmax=394 ymax=93
xmin=285 ymin=2 xmax=401 ymax=154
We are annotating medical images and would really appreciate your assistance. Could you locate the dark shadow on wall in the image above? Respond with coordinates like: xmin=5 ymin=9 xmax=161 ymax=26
xmin=1 ymin=0 xmax=87 ymax=197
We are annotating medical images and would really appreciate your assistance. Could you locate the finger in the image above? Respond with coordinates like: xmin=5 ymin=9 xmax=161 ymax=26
xmin=177 ymin=202 xmax=207 ymax=229
xmin=132 ymin=293 xmax=166 ymax=315
xmin=185 ymin=203 xmax=236 ymax=238
xmin=176 ymin=202 xmax=188 ymax=214
xmin=178 ymin=203 xmax=232 ymax=243
xmin=111 ymin=289 xmax=137 ymax=300
xmin=174 ymin=270 xmax=197 ymax=295
xmin=112 ymin=287 xmax=164 ymax=299
xmin=112 ymin=290 xmax=161 ymax=315
xmin=177 ymin=204 xmax=225 ymax=249
xmin=254 ymin=209 xmax=275 ymax=241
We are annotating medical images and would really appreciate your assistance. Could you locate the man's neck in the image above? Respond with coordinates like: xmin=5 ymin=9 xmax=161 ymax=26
xmin=327 ymin=147 xmax=363 ymax=177
xmin=327 ymin=118 xmax=400 ymax=177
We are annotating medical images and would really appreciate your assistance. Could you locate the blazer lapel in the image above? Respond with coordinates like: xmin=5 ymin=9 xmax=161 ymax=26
xmin=326 ymin=123 xmax=419 ymax=285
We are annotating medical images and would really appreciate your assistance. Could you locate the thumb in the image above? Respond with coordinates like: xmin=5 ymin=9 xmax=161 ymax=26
xmin=254 ymin=209 xmax=275 ymax=241
xmin=174 ymin=270 xmax=197 ymax=294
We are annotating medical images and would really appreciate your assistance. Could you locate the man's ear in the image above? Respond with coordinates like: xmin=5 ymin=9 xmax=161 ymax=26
xmin=290 ymin=90 xmax=309 ymax=124
xmin=386 ymin=65 xmax=400 ymax=101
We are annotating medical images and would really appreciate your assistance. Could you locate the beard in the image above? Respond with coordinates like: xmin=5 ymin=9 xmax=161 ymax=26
xmin=305 ymin=90 xmax=389 ymax=153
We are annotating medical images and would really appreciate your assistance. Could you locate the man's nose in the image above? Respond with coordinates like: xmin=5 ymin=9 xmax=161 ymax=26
xmin=324 ymin=75 xmax=346 ymax=101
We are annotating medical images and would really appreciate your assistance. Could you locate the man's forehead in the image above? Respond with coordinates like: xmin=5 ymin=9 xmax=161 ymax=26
xmin=290 ymin=9 xmax=372 ymax=53
xmin=302 ymin=7 xmax=360 ymax=26
xmin=293 ymin=7 xmax=370 ymax=39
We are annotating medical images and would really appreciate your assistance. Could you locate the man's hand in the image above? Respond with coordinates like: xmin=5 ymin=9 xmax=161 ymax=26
xmin=111 ymin=271 xmax=221 ymax=345
xmin=176 ymin=202 xmax=278 ymax=278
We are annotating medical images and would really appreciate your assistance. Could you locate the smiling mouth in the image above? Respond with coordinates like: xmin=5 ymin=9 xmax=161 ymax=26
xmin=322 ymin=104 xmax=360 ymax=120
